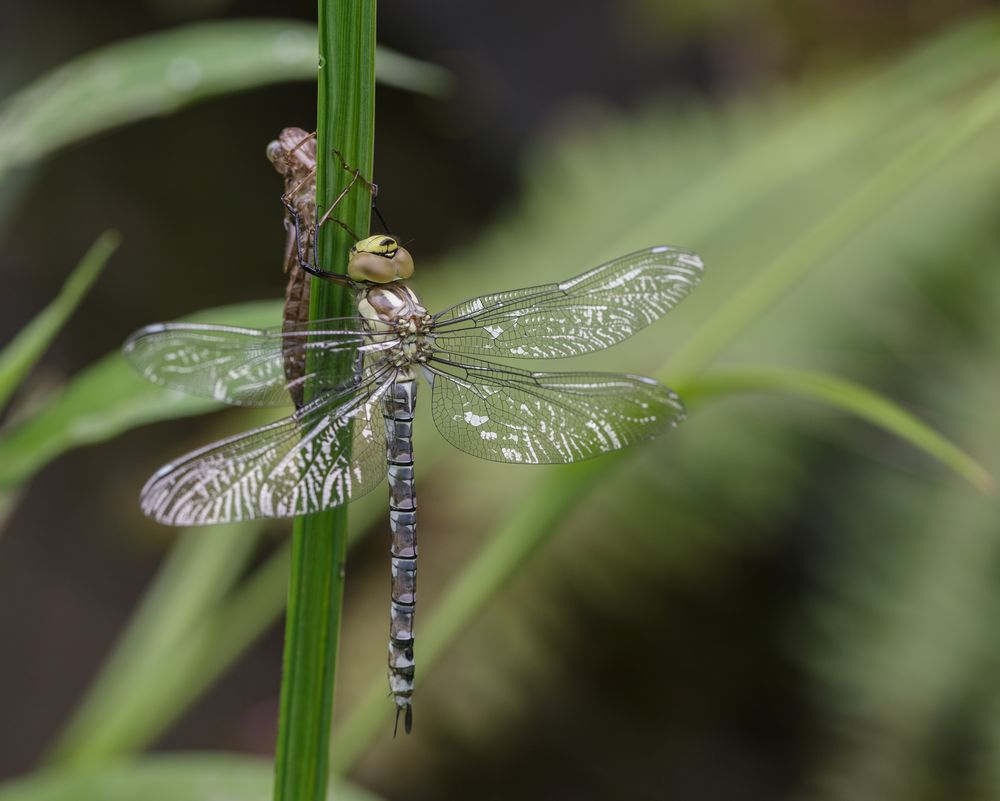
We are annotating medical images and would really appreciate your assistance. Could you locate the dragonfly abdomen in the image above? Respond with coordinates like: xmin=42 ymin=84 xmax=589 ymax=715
xmin=385 ymin=376 xmax=417 ymax=734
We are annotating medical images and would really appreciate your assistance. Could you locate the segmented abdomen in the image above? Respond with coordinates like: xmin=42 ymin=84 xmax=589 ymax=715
xmin=385 ymin=377 xmax=417 ymax=734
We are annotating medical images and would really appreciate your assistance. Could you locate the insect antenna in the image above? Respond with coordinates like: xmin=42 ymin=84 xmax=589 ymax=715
xmin=371 ymin=200 xmax=393 ymax=237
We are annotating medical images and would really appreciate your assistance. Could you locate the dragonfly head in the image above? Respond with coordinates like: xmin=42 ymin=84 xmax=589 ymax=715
xmin=348 ymin=235 xmax=414 ymax=283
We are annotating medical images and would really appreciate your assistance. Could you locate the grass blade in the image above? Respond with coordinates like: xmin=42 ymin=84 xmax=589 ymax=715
xmin=0 ymin=754 xmax=384 ymax=801
xmin=0 ymin=230 xmax=118 ymax=410
xmin=273 ymin=2 xmax=376 ymax=800
xmin=45 ymin=524 xmax=265 ymax=766
xmin=679 ymin=366 xmax=994 ymax=494
xmin=0 ymin=20 xmax=448 ymax=181
xmin=668 ymin=74 xmax=1000 ymax=376
xmin=44 ymin=494 xmax=390 ymax=764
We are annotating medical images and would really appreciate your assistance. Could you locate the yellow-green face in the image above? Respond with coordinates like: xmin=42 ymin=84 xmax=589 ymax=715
xmin=348 ymin=235 xmax=414 ymax=283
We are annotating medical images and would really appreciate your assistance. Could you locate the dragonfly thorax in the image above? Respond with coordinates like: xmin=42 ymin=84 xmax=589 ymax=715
xmin=358 ymin=282 xmax=435 ymax=367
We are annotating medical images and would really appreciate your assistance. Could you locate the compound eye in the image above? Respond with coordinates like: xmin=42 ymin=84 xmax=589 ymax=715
xmin=348 ymin=251 xmax=396 ymax=283
xmin=392 ymin=247 xmax=414 ymax=280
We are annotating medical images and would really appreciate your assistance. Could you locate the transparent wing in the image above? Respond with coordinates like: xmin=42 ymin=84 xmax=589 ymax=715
xmin=426 ymin=354 xmax=685 ymax=464
xmin=431 ymin=246 xmax=703 ymax=359
xmin=123 ymin=318 xmax=387 ymax=407
xmin=140 ymin=367 xmax=395 ymax=525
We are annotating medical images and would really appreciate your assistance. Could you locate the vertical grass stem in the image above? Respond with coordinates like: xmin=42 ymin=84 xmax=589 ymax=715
xmin=272 ymin=2 xmax=376 ymax=800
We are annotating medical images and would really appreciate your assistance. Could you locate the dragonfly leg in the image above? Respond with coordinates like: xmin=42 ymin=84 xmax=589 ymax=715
xmin=328 ymin=147 xmax=394 ymax=236
xmin=315 ymin=171 xmax=364 ymax=234
xmin=287 ymin=129 xmax=316 ymax=155
xmin=331 ymin=147 xmax=377 ymax=195
xmin=282 ymin=200 xmax=354 ymax=285
xmin=314 ymin=148 xmax=376 ymax=234
xmin=280 ymin=156 xmax=377 ymax=285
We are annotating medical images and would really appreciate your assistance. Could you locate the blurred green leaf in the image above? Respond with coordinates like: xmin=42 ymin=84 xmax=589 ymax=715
xmin=47 ymin=495 xmax=389 ymax=766
xmin=668 ymin=74 xmax=1000 ymax=376
xmin=373 ymin=39 xmax=455 ymax=96
xmin=680 ymin=366 xmax=994 ymax=494
xmin=0 ymin=300 xmax=280 ymax=491
xmin=46 ymin=523 xmax=265 ymax=767
xmin=0 ymin=231 xmax=118 ymax=410
xmin=0 ymin=755 xmax=384 ymax=801
xmin=0 ymin=488 xmax=21 ymax=531
xmin=803 ymin=378 xmax=1000 ymax=798
xmin=0 ymin=20 xmax=451 ymax=181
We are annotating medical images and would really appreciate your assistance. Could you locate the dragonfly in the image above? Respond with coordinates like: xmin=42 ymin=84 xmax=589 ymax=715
xmin=124 ymin=197 xmax=703 ymax=734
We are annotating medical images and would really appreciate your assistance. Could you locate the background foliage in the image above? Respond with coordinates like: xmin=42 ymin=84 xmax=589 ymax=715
xmin=0 ymin=2 xmax=998 ymax=800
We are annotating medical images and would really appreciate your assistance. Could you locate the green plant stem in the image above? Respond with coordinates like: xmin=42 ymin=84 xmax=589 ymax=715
xmin=678 ymin=366 xmax=994 ymax=494
xmin=0 ymin=230 xmax=118 ymax=410
xmin=272 ymin=3 xmax=376 ymax=801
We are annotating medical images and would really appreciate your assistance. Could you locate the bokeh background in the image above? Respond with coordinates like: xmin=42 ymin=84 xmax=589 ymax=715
xmin=1 ymin=2 xmax=999 ymax=800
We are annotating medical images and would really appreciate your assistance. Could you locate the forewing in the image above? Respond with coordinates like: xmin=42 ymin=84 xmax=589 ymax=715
xmin=123 ymin=318 xmax=377 ymax=407
xmin=140 ymin=369 xmax=394 ymax=525
xmin=431 ymin=247 xmax=703 ymax=358
xmin=427 ymin=355 xmax=685 ymax=464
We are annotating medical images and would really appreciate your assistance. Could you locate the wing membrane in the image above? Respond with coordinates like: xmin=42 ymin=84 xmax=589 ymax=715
xmin=431 ymin=247 xmax=702 ymax=359
xmin=124 ymin=318 xmax=382 ymax=407
xmin=140 ymin=368 xmax=394 ymax=525
xmin=427 ymin=354 xmax=685 ymax=464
